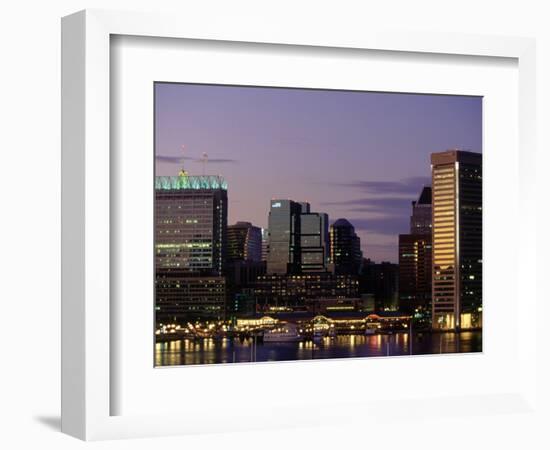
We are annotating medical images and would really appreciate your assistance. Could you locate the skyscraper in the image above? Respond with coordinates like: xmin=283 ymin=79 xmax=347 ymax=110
xmin=410 ymin=186 xmax=432 ymax=234
xmin=227 ymin=221 xmax=262 ymax=263
xmin=261 ymin=228 xmax=269 ymax=262
xmin=299 ymin=211 xmax=330 ymax=273
xmin=431 ymin=150 xmax=482 ymax=330
xmin=330 ymin=218 xmax=362 ymax=275
xmin=225 ymin=221 xmax=266 ymax=318
xmin=398 ymin=186 xmax=433 ymax=319
xmin=155 ymin=172 xmax=228 ymax=323
xmin=266 ymin=199 xmax=302 ymax=274
xmin=398 ymin=234 xmax=432 ymax=316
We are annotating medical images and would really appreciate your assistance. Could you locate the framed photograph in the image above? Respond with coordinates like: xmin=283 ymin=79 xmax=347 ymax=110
xmin=61 ymin=9 xmax=538 ymax=441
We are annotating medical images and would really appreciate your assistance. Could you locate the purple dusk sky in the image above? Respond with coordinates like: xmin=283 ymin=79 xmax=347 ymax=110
xmin=155 ymin=83 xmax=482 ymax=263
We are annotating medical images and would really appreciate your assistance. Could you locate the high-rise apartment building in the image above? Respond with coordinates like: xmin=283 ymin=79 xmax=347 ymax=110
xmin=431 ymin=150 xmax=482 ymax=330
xmin=155 ymin=173 xmax=228 ymax=323
xmin=227 ymin=221 xmax=262 ymax=263
xmin=330 ymin=218 xmax=362 ymax=275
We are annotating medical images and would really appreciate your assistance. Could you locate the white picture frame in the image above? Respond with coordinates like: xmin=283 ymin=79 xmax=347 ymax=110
xmin=61 ymin=9 xmax=538 ymax=441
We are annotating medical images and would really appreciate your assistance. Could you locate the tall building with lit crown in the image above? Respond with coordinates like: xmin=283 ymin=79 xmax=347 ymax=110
xmin=330 ymin=219 xmax=362 ymax=275
xmin=155 ymin=169 xmax=228 ymax=323
xmin=431 ymin=150 xmax=482 ymax=330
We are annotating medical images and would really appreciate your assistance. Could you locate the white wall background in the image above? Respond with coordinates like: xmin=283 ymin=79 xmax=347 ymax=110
xmin=0 ymin=1 xmax=548 ymax=449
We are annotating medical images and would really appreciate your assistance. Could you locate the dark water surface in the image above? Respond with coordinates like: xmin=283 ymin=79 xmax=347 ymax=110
xmin=155 ymin=331 xmax=482 ymax=366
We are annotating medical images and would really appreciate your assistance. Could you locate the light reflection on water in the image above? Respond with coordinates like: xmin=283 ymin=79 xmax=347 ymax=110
xmin=155 ymin=331 xmax=482 ymax=367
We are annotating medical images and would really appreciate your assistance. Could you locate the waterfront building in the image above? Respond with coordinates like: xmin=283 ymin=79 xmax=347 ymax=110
xmin=155 ymin=270 xmax=226 ymax=322
xmin=329 ymin=218 xmax=363 ymax=275
xmin=410 ymin=186 xmax=432 ymax=234
xmin=254 ymin=272 xmax=360 ymax=311
xmin=155 ymin=171 xmax=228 ymax=323
xmin=431 ymin=150 xmax=482 ymax=330
xmin=227 ymin=221 xmax=262 ymax=262
xmin=360 ymin=259 xmax=399 ymax=311
xmin=266 ymin=199 xmax=303 ymax=274
xmin=305 ymin=297 xmax=369 ymax=314
xmin=225 ymin=260 xmax=266 ymax=318
xmin=236 ymin=311 xmax=411 ymax=334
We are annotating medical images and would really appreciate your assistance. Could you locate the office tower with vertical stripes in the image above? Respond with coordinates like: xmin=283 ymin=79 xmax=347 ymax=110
xmin=431 ymin=150 xmax=482 ymax=330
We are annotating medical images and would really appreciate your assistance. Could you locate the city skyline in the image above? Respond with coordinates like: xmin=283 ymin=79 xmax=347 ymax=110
xmin=155 ymin=83 xmax=482 ymax=263
xmin=153 ymin=84 xmax=483 ymax=366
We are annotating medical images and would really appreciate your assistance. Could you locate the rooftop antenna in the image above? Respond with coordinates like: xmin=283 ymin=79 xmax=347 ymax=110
xmin=178 ymin=145 xmax=188 ymax=177
xmin=201 ymin=152 xmax=208 ymax=175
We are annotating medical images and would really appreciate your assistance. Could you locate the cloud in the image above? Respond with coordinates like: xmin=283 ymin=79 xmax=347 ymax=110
xmin=332 ymin=176 xmax=430 ymax=195
xmin=155 ymin=155 xmax=192 ymax=163
xmin=156 ymin=155 xmax=239 ymax=164
xmin=204 ymin=158 xmax=239 ymax=164
xmin=348 ymin=216 xmax=409 ymax=236
xmin=322 ymin=197 xmax=412 ymax=213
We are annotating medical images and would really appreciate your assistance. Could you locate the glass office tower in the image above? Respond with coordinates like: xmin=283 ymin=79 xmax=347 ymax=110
xmin=431 ymin=150 xmax=482 ymax=330
xmin=266 ymin=199 xmax=302 ymax=274
xmin=299 ymin=212 xmax=329 ymax=273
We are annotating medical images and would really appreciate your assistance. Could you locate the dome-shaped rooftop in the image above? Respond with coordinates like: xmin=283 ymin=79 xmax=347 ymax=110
xmin=332 ymin=218 xmax=353 ymax=228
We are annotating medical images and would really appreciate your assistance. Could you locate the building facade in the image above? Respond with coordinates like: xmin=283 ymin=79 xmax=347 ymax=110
xmin=155 ymin=174 xmax=228 ymax=323
xmin=410 ymin=186 xmax=432 ymax=235
xmin=398 ymin=234 xmax=432 ymax=317
xmin=299 ymin=211 xmax=330 ymax=273
xmin=360 ymin=260 xmax=399 ymax=311
xmin=227 ymin=221 xmax=262 ymax=263
xmin=431 ymin=150 xmax=482 ymax=330
xmin=261 ymin=228 xmax=269 ymax=262
xmin=398 ymin=186 xmax=433 ymax=322
xmin=155 ymin=271 xmax=226 ymax=322
xmin=254 ymin=273 xmax=360 ymax=311
xmin=329 ymin=218 xmax=362 ymax=275
xmin=266 ymin=199 xmax=303 ymax=274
